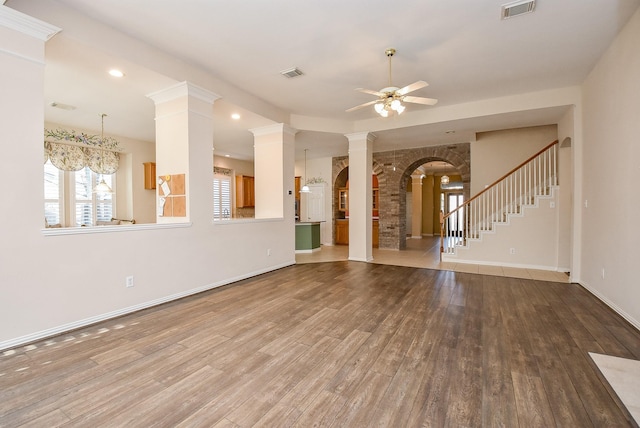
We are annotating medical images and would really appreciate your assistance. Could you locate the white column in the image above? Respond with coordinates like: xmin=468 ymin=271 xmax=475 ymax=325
xmin=250 ymin=123 xmax=297 ymax=219
xmin=147 ymin=81 xmax=220 ymax=224
xmin=346 ymin=132 xmax=375 ymax=262
xmin=411 ymin=174 xmax=424 ymax=239
xmin=0 ymin=6 xmax=59 ymax=233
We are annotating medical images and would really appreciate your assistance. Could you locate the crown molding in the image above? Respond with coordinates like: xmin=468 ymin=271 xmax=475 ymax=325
xmin=0 ymin=5 xmax=60 ymax=41
xmin=147 ymin=81 xmax=221 ymax=105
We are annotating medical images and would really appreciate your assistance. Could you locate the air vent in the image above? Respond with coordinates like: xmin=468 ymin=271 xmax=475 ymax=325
xmin=280 ymin=67 xmax=304 ymax=78
xmin=501 ymin=0 xmax=535 ymax=19
xmin=49 ymin=102 xmax=76 ymax=111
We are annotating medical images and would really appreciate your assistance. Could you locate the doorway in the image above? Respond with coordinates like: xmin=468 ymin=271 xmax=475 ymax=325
xmin=446 ymin=192 xmax=464 ymax=237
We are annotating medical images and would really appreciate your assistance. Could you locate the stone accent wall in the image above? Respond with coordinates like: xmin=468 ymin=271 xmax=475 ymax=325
xmin=332 ymin=143 xmax=470 ymax=250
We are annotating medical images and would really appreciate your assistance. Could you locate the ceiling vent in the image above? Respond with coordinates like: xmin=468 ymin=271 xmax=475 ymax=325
xmin=280 ymin=67 xmax=304 ymax=78
xmin=501 ymin=0 xmax=535 ymax=19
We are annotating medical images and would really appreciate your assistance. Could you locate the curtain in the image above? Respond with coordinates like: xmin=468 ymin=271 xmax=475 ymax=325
xmin=44 ymin=141 xmax=120 ymax=173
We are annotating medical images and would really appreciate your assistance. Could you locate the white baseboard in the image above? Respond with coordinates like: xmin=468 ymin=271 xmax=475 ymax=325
xmin=0 ymin=261 xmax=295 ymax=352
xmin=579 ymin=280 xmax=640 ymax=331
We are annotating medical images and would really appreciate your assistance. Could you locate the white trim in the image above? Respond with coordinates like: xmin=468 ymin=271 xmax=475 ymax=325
xmin=0 ymin=5 xmax=61 ymax=41
xmin=0 ymin=47 xmax=46 ymax=66
xmin=0 ymin=260 xmax=295 ymax=352
xmin=579 ymin=280 xmax=640 ymax=331
xmin=42 ymin=222 xmax=192 ymax=236
xmin=442 ymin=257 xmax=559 ymax=272
xmin=212 ymin=217 xmax=284 ymax=225
xmin=349 ymin=256 xmax=374 ymax=262
xmin=147 ymin=81 xmax=221 ymax=105
xmin=295 ymin=248 xmax=321 ymax=254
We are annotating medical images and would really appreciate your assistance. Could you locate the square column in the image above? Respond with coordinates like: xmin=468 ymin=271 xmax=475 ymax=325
xmin=147 ymin=82 xmax=220 ymax=224
xmin=346 ymin=132 xmax=375 ymax=262
xmin=250 ymin=123 xmax=297 ymax=219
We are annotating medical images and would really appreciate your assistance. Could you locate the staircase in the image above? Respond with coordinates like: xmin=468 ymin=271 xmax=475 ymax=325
xmin=440 ymin=140 xmax=559 ymax=262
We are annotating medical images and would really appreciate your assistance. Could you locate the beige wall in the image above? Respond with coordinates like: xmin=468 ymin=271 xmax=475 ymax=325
xmin=471 ymin=125 xmax=558 ymax=195
xmin=580 ymin=8 xmax=640 ymax=328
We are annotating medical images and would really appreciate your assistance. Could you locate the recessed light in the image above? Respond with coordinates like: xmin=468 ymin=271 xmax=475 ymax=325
xmin=231 ymin=113 xmax=241 ymax=120
xmin=109 ymin=69 xmax=124 ymax=78
xmin=225 ymin=154 xmax=231 ymax=157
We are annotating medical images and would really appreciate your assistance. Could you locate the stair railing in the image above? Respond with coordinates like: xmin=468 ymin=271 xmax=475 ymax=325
xmin=440 ymin=140 xmax=559 ymax=258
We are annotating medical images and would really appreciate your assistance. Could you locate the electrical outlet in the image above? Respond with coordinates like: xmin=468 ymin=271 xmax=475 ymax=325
xmin=267 ymin=249 xmax=271 ymax=256
xmin=509 ymin=248 xmax=516 ymax=254
xmin=601 ymin=268 xmax=605 ymax=279
xmin=126 ymin=276 xmax=134 ymax=288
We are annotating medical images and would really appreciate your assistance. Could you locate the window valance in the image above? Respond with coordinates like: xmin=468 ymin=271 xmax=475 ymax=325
xmin=44 ymin=141 xmax=120 ymax=173
xmin=44 ymin=128 xmax=122 ymax=174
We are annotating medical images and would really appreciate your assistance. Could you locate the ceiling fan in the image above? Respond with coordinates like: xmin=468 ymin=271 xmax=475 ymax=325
xmin=346 ymin=48 xmax=437 ymax=117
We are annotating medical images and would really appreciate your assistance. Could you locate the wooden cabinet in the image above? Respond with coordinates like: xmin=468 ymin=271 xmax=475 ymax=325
xmin=334 ymin=219 xmax=379 ymax=247
xmin=373 ymin=220 xmax=379 ymax=248
xmin=372 ymin=189 xmax=379 ymax=210
xmin=335 ymin=220 xmax=349 ymax=245
xmin=143 ymin=162 xmax=156 ymax=190
xmin=338 ymin=188 xmax=348 ymax=212
xmin=235 ymin=175 xmax=255 ymax=207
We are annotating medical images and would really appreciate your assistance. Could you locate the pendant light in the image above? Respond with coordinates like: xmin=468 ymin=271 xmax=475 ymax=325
xmin=300 ymin=149 xmax=311 ymax=193
xmin=93 ymin=113 xmax=113 ymax=194
xmin=440 ymin=161 xmax=450 ymax=185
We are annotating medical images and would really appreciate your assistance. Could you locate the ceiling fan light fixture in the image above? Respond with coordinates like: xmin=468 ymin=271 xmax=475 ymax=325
xmin=380 ymin=109 xmax=389 ymax=118
xmin=391 ymin=99 xmax=402 ymax=110
xmin=374 ymin=103 xmax=385 ymax=114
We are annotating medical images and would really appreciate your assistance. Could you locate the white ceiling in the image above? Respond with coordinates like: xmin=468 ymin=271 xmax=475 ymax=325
xmin=7 ymin=0 xmax=639 ymax=160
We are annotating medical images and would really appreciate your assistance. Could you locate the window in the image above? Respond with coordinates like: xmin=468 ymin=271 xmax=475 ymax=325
xmin=44 ymin=160 xmax=63 ymax=226
xmin=73 ymin=167 xmax=114 ymax=226
xmin=213 ymin=175 xmax=231 ymax=220
xmin=44 ymin=163 xmax=115 ymax=227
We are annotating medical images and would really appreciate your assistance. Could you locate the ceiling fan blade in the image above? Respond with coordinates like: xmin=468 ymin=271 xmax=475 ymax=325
xmin=403 ymin=95 xmax=438 ymax=106
xmin=345 ymin=100 xmax=378 ymax=112
xmin=355 ymin=88 xmax=386 ymax=97
xmin=396 ymin=80 xmax=428 ymax=96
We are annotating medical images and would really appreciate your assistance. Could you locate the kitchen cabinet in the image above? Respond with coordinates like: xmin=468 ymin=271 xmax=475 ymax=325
xmin=143 ymin=162 xmax=156 ymax=190
xmin=235 ymin=175 xmax=255 ymax=207
xmin=338 ymin=188 xmax=348 ymax=212
xmin=335 ymin=219 xmax=379 ymax=247
xmin=335 ymin=219 xmax=349 ymax=245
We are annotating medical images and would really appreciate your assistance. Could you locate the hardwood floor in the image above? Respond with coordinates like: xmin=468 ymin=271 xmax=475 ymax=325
xmin=1 ymin=262 xmax=638 ymax=427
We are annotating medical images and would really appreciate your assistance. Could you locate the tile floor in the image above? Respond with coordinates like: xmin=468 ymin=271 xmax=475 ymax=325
xmin=590 ymin=352 xmax=640 ymax=424
xmin=296 ymin=236 xmax=570 ymax=283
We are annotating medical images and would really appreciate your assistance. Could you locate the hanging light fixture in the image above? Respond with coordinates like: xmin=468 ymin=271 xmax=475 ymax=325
xmin=300 ymin=149 xmax=311 ymax=193
xmin=440 ymin=161 xmax=450 ymax=185
xmin=93 ymin=113 xmax=113 ymax=194
xmin=374 ymin=49 xmax=406 ymax=117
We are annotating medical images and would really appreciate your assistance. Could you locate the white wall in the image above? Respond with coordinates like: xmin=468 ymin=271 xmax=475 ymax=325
xmin=0 ymin=11 xmax=295 ymax=350
xmin=580 ymin=8 xmax=640 ymax=329
xmin=471 ymin=125 xmax=558 ymax=195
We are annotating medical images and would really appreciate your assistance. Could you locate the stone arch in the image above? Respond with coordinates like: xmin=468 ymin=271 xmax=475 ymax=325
xmin=332 ymin=143 xmax=470 ymax=250
xmin=374 ymin=143 xmax=470 ymax=250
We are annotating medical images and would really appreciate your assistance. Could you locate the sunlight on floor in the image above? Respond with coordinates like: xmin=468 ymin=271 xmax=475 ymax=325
xmin=295 ymin=236 xmax=570 ymax=283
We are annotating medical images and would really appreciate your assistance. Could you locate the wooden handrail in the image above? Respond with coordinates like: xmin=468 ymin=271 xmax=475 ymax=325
xmin=442 ymin=139 xmax=558 ymax=221
xmin=439 ymin=139 xmax=559 ymax=257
